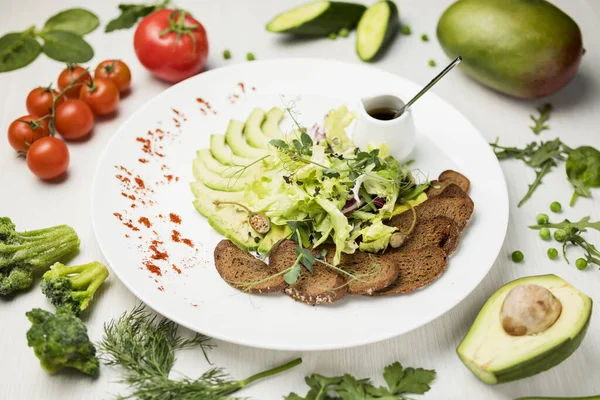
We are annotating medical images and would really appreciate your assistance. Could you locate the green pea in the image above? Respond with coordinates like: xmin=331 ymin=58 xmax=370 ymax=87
xmin=576 ymin=258 xmax=588 ymax=270
xmin=421 ymin=33 xmax=429 ymax=42
xmin=401 ymin=25 xmax=412 ymax=35
xmin=328 ymin=32 xmax=338 ymax=40
xmin=339 ymin=28 xmax=349 ymax=38
xmin=550 ymin=201 xmax=562 ymax=213
xmin=428 ymin=59 xmax=436 ymax=67
xmin=547 ymin=247 xmax=558 ymax=260
xmin=246 ymin=52 xmax=255 ymax=61
xmin=554 ymin=229 xmax=567 ymax=242
xmin=511 ymin=250 xmax=524 ymax=263
xmin=539 ymin=227 xmax=551 ymax=240
xmin=536 ymin=213 xmax=549 ymax=225
xmin=223 ymin=49 xmax=231 ymax=59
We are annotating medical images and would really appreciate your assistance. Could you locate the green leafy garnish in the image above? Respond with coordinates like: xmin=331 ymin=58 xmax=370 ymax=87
xmin=529 ymin=103 xmax=552 ymax=135
xmin=105 ymin=0 xmax=170 ymax=32
xmin=490 ymin=138 xmax=571 ymax=207
xmin=98 ymin=305 xmax=302 ymax=399
xmin=529 ymin=216 xmax=600 ymax=268
xmin=285 ymin=361 xmax=436 ymax=399
xmin=566 ymin=146 xmax=600 ymax=206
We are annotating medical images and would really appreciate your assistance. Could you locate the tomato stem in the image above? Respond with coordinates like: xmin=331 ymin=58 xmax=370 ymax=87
xmin=42 ymin=67 xmax=90 ymax=136
xmin=159 ymin=10 xmax=199 ymax=52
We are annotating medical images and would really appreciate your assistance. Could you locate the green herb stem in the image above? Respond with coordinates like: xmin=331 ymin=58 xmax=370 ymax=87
xmin=234 ymin=358 xmax=302 ymax=390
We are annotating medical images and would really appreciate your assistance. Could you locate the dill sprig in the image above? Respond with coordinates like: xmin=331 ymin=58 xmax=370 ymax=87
xmin=98 ymin=305 xmax=301 ymax=400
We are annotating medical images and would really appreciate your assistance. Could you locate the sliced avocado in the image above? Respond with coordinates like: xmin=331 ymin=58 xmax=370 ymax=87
xmin=262 ymin=107 xmax=286 ymax=138
xmin=457 ymin=274 xmax=592 ymax=385
xmin=189 ymin=181 xmax=245 ymax=216
xmin=244 ymin=108 xmax=271 ymax=149
xmin=257 ymin=223 xmax=291 ymax=253
xmin=210 ymin=134 xmax=255 ymax=166
xmin=193 ymin=199 xmax=260 ymax=250
xmin=196 ymin=149 xmax=260 ymax=179
xmin=192 ymin=157 xmax=252 ymax=192
xmin=225 ymin=120 xmax=268 ymax=159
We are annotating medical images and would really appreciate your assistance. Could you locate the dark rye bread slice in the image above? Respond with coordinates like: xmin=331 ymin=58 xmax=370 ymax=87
xmin=269 ymin=240 xmax=346 ymax=305
xmin=387 ymin=195 xmax=474 ymax=232
xmin=214 ymin=240 xmax=286 ymax=294
xmin=426 ymin=170 xmax=471 ymax=197
xmin=372 ymin=246 xmax=448 ymax=296
xmin=339 ymin=251 xmax=398 ymax=295
xmin=436 ymin=183 xmax=470 ymax=200
xmin=396 ymin=216 xmax=460 ymax=255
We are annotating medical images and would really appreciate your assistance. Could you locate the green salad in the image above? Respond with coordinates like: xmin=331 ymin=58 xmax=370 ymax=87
xmin=191 ymin=105 xmax=428 ymax=265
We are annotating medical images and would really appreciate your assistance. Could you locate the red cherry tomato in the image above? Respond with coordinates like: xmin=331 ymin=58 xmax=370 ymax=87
xmin=55 ymin=100 xmax=94 ymax=140
xmin=7 ymin=116 xmax=50 ymax=152
xmin=26 ymin=87 xmax=64 ymax=117
xmin=26 ymin=136 xmax=70 ymax=180
xmin=79 ymin=78 xmax=120 ymax=116
xmin=134 ymin=9 xmax=208 ymax=83
xmin=57 ymin=65 xmax=91 ymax=99
xmin=94 ymin=60 xmax=132 ymax=92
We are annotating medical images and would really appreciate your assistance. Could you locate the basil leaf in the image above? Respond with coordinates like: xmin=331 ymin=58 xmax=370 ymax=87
xmin=0 ymin=32 xmax=41 ymax=72
xmin=41 ymin=31 xmax=93 ymax=63
xmin=105 ymin=4 xmax=160 ymax=32
xmin=43 ymin=8 xmax=99 ymax=35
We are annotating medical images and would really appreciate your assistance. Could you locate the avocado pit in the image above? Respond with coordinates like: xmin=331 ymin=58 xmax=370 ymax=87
xmin=500 ymin=284 xmax=562 ymax=336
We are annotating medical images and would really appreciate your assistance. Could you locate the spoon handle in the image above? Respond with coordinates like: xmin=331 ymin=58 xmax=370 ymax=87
xmin=395 ymin=56 xmax=462 ymax=118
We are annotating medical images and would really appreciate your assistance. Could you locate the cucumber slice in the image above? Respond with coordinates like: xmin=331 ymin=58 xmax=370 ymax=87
xmin=266 ymin=1 xmax=366 ymax=36
xmin=356 ymin=0 xmax=399 ymax=61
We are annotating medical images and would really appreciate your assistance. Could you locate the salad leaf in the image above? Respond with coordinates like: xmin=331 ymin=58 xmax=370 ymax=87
xmin=323 ymin=105 xmax=355 ymax=153
xmin=566 ymin=146 xmax=600 ymax=206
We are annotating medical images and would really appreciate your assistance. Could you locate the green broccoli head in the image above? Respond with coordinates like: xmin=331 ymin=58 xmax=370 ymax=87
xmin=26 ymin=307 xmax=99 ymax=376
xmin=0 ymin=267 xmax=34 ymax=295
xmin=0 ymin=217 xmax=80 ymax=296
xmin=41 ymin=262 xmax=109 ymax=315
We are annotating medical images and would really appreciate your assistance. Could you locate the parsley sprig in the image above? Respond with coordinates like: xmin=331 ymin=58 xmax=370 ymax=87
xmin=530 ymin=216 xmax=600 ymax=268
xmin=529 ymin=103 xmax=553 ymax=135
xmin=285 ymin=361 xmax=436 ymax=400
xmin=490 ymin=138 xmax=572 ymax=207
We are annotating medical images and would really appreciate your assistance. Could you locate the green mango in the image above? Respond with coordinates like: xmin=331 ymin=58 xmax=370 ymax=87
xmin=437 ymin=0 xmax=583 ymax=98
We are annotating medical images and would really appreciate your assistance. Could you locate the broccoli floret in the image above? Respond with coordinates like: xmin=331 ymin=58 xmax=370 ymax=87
xmin=26 ymin=308 xmax=99 ymax=376
xmin=0 ymin=217 xmax=80 ymax=295
xmin=41 ymin=261 xmax=109 ymax=315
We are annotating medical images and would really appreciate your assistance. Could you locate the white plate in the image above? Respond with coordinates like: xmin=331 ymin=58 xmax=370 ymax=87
xmin=91 ymin=59 xmax=509 ymax=351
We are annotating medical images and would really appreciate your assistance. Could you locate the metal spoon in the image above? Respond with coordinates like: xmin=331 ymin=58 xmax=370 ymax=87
xmin=394 ymin=56 xmax=462 ymax=118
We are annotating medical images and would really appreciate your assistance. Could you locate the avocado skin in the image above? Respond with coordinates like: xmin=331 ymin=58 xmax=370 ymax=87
xmin=437 ymin=0 xmax=583 ymax=98
xmin=493 ymin=301 xmax=591 ymax=383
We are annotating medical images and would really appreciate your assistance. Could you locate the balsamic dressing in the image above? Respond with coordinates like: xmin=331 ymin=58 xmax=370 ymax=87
xmin=367 ymin=107 xmax=399 ymax=121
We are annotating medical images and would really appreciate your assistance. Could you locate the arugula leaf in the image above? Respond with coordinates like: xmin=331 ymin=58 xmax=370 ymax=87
xmin=530 ymin=103 xmax=552 ymax=135
xmin=284 ymin=263 xmax=301 ymax=285
xmin=566 ymin=146 xmax=600 ymax=206
xmin=296 ymin=245 xmax=316 ymax=273
xmin=518 ymin=160 xmax=555 ymax=207
xmin=105 ymin=0 xmax=170 ymax=32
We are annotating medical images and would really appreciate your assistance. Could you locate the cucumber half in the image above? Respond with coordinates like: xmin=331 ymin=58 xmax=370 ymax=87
xmin=356 ymin=0 xmax=400 ymax=61
xmin=266 ymin=1 xmax=366 ymax=36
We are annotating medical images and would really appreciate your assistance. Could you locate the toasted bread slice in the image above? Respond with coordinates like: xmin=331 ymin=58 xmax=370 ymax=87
xmin=214 ymin=240 xmax=286 ymax=294
xmin=388 ymin=195 xmax=474 ymax=232
xmin=437 ymin=183 xmax=470 ymax=200
xmin=269 ymin=240 xmax=346 ymax=305
xmin=426 ymin=170 xmax=471 ymax=197
xmin=372 ymin=246 xmax=448 ymax=296
xmin=396 ymin=216 xmax=460 ymax=255
xmin=340 ymin=252 xmax=398 ymax=295
xmin=439 ymin=170 xmax=470 ymax=193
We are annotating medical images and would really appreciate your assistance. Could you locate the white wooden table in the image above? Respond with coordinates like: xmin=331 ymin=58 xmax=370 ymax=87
xmin=1 ymin=1 xmax=599 ymax=399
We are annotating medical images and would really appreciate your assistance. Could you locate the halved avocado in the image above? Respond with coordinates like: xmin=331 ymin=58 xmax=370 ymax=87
xmin=189 ymin=181 xmax=245 ymax=215
xmin=225 ymin=120 xmax=268 ymax=159
xmin=457 ymin=274 xmax=592 ymax=385
xmin=244 ymin=108 xmax=271 ymax=149
xmin=262 ymin=107 xmax=286 ymax=138
xmin=210 ymin=134 xmax=255 ymax=166
xmin=196 ymin=149 xmax=260 ymax=179
xmin=192 ymin=157 xmax=252 ymax=192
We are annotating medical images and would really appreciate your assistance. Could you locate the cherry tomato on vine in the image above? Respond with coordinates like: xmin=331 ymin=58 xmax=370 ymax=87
xmin=134 ymin=9 xmax=209 ymax=83
xmin=55 ymin=100 xmax=94 ymax=140
xmin=26 ymin=87 xmax=64 ymax=117
xmin=57 ymin=65 xmax=91 ymax=99
xmin=26 ymin=137 xmax=70 ymax=180
xmin=94 ymin=60 xmax=132 ymax=92
xmin=79 ymin=78 xmax=120 ymax=116
xmin=7 ymin=116 xmax=50 ymax=152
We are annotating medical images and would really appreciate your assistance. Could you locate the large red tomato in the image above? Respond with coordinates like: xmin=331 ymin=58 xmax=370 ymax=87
xmin=134 ymin=9 xmax=208 ymax=83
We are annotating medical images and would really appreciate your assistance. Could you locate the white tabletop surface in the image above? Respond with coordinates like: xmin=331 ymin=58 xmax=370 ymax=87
xmin=1 ymin=0 xmax=600 ymax=399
